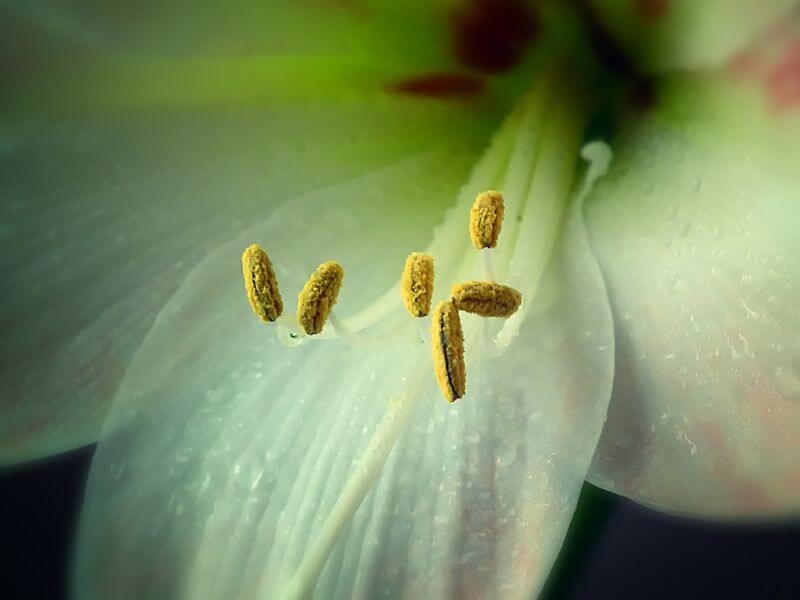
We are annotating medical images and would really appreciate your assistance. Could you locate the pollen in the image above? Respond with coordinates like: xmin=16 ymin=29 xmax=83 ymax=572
xmin=242 ymin=244 xmax=283 ymax=323
xmin=469 ymin=190 xmax=505 ymax=249
xmin=431 ymin=300 xmax=466 ymax=402
xmin=297 ymin=261 xmax=345 ymax=335
xmin=451 ymin=281 xmax=522 ymax=318
xmin=401 ymin=252 xmax=435 ymax=318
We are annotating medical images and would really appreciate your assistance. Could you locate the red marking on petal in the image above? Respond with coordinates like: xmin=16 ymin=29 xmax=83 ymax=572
xmin=389 ymin=72 xmax=485 ymax=99
xmin=634 ymin=0 xmax=670 ymax=20
xmin=766 ymin=38 xmax=800 ymax=110
xmin=452 ymin=0 xmax=538 ymax=74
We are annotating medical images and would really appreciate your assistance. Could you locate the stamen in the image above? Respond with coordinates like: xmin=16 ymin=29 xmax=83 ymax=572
xmin=431 ymin=300 xmax=466 ymax=402
xmin=451 ymin=281 xmax=522 ymax=318
xmin=242 ymin=244 xmax=283 ymax=323
xmin=400 ymin=252 xmax=435 ymax=318
xmin=297 ymin=261 xmax=344 ymax=336
xmin=449 ymin=78 xmax=557 ymax=291
xmin=469 ymin=190 xmax=505 ymax=249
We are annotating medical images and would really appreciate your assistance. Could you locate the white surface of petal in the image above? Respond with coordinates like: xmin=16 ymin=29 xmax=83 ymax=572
xmin=586 ymin=77 xmax=800 ymax=516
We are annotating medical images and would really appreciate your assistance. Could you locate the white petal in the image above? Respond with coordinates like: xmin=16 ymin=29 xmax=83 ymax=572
xmin=0 ymin=99 xmax=492 ymax=464
xmin=74 ymin=155 xmax=614 ymax=597
xmin=586 ymin=74 xmax=800 ymax=516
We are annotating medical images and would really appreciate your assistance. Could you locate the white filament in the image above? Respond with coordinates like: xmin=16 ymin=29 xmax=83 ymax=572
xmin=276 ymin=360 xmax=428 ymax=600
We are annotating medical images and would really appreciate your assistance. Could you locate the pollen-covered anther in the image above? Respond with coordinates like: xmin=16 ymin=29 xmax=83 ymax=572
xmin=451 ymin=281 xmax=522 ymax=318
xmin=469 ymin=190 xmax=505 ymax=249
xmin=297 ymin=261 xmax=345 ymax=335
xmin=431 ymin=300 xmax=466 ymax=403
xmin=242 ymin=244 xmax=283 ymax=323
xmin=401 ymin=252 xmax=435 ymax=318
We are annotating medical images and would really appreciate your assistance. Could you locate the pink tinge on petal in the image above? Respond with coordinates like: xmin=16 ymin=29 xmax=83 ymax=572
xmin=727 ymin=48 xmax=767 ymax=79
xmin=690 ymin=422 xmax=773 ymax=513
xmin=767 ymin=38 xmax=800 ymax=109
xmin=725 ymin=18 xmax=800 ymax=111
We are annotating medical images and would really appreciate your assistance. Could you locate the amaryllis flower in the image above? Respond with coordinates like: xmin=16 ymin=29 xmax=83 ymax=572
xmin=2 ymin=1 xmax=800 ymax=598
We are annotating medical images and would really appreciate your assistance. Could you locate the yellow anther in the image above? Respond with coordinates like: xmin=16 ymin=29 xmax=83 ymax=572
xmin=242 ymin=244 xmax=283 ymax=323
xmin=297 ymin=261 xmax=344 ymax=335
xmin=401 ymin=252 xmax=435 ymax=318
xmin=451 ymin=281 xmax=522 ymax=318
xmin=469 ymin=190 xmax=505 ymax=249
xmin=431 ymin=300 xmax=466 ymax=403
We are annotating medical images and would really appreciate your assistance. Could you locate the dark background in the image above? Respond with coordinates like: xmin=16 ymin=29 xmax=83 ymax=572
xmin=1 ymin=449 xmax=799 ymax=600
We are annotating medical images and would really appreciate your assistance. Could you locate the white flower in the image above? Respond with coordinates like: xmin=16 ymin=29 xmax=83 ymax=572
xmin=2 ymin=1 xmax=800 ymax=597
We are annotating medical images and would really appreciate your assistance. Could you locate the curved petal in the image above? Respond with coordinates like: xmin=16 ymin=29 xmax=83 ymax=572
xmin=73 ymin=146 xmax=614 ymax=597
xmin=586 ymin=65 xmax=800 ymax=516
xmin=0 ymin=98 xmax=494 ymax=464
xmin=589 ymin=0 xmax=800 ymax=73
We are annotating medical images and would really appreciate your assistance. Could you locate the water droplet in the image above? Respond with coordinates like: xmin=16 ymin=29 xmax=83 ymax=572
xmin=666 ymin=204 xmax=678 ymax=220
xmin=495 ymin=442 xmax=517 ymax=469
xmin=276 ymin=315 xmax=305 ymax=347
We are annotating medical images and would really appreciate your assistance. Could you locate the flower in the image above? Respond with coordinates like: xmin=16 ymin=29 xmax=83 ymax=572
xmin=2 ymin=1 xmax=800 ymax=598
